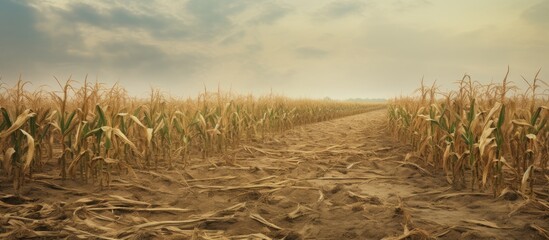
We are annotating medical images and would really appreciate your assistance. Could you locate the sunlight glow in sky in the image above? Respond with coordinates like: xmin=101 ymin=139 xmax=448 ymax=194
xmin=1 ymin=0 xmax=547 ymax=99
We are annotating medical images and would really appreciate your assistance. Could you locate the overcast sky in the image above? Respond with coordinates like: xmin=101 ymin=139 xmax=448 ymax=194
xmin=0 ymin=0 xmax=547 ymax=99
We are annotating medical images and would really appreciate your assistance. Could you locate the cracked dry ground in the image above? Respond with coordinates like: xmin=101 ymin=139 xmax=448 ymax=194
xmin=1 ymin=109 xmax=548 ymax=239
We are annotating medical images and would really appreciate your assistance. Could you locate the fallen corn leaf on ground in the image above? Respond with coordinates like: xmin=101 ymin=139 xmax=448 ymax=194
xmin=1 ymin=109 xmax=547 ymax=239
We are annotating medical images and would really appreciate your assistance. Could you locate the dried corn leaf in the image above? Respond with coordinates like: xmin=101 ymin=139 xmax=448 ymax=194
xmin=0 ymin=109 xmax=36 ymax=139
xmin=250 ymin=213 xmax=282 ymax=230
xmin=3 ymin=147 xmax=15 ymax=175
xmin=19 ymin=129 xmax=35 ymax=173
xmin=462 ymin=219 xmax=513 ymax=229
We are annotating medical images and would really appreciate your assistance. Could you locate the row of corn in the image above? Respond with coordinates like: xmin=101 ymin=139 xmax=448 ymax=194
xmin=0 ymin=79 xmax=384 ymax=195
xmin=388 ymin=70 xmax=548 ymax=197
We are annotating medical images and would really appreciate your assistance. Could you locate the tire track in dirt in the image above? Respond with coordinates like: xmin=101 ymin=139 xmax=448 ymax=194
xmin=1 ymin=109 xmax=547 ymax=239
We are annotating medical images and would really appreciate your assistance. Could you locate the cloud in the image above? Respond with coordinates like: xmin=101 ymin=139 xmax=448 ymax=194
xmin=250 ymin=3 xmax=292 ymax=25
xmin=246 ymin=43 xmax=263 ymax=53
xmin=43 ymin=0 xmax=266 ymax=43
xmin=295 ymin=47 xmax=329 ymax=59
xmin=522 ymin=0 xmax=549 ymax=28
xmin=317 ymin=0 xmax=366 ymax=19
xmin=1 ymin=0 xmax=547 ymax=99
xmin=49 ymin=2 xmax=191 ymax=41
xmin=0 ymin=0 xmax=52 ymax=71
xmin=185 ymin=0 xmax=258 ymax=40
xmin=0 ymin=0 xmax=211 ymax=88
xmin=391 ymin=0 xmax=432 ymax=12
xmin=58 ymin=3 xmax=169 ymax=29
xmin=94 ymin=41 xmax=204 ymax=74
xmin=220 ymin=31 xmax=246 ymax=45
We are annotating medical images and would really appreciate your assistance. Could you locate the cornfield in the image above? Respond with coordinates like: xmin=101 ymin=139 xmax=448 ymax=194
xmin=0 ymin=78 xmax=384 ymax=196
xmin=388 ymin=69 xmax=549 ymax=197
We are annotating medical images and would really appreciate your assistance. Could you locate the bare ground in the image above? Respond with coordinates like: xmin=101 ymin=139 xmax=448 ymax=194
xmin=1 ymin=109 xmax=548 ymax=239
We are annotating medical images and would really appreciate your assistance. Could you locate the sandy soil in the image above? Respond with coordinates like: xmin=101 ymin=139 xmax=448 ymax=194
xmin=1 ymin=109 xmax=548 ymax=239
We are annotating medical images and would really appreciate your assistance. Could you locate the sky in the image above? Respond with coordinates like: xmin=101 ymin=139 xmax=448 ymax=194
xmin=0 ymin=0 xmax=548 ymax=99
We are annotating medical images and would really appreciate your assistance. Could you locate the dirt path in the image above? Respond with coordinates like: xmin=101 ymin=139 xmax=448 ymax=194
xmin=1 ymin=109 xmax=548 ymax=239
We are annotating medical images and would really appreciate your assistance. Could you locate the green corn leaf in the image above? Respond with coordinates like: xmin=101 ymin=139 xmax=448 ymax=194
xmin=497 ymin=105 xmax=505 ymax=129
xmin=95 ymin=105 xmax=107 ymax=127
xmin=29 ymin=114 xmax=37 ymax=136
xmin=132 ymin=105 xmax=142 ymax=117
xmin=83 ymin=127 xmax=102 ymax=139
xmin=172 ymin=118 xmax=183 ymax=134
xmin=467 ymin=99 xmax=475 ymax=123
xmin=531 ymin=106 xmax=542 ymax=126
xmin=117 ymin=114 xmax=127 ymax=133
xmin=1 ymin=108 xmax=13 ymax=130
xmin=63 ymin=110 xmax=77 ymax=133
xmin=536 ymin=118 xmax=547 ymax=133
xmin=37 ymin=123 xmax=51 ymax=142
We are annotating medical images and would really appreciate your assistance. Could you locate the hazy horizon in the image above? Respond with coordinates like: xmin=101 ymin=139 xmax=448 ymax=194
xmin=1 ymin=0 xmax=547 ymax=99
